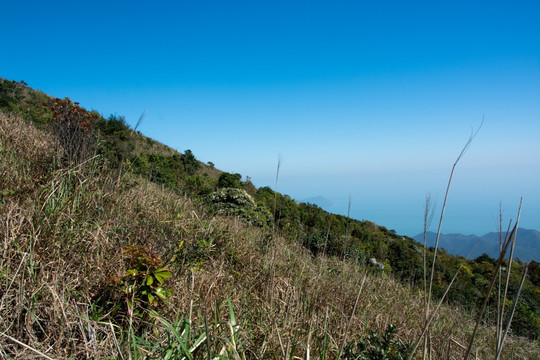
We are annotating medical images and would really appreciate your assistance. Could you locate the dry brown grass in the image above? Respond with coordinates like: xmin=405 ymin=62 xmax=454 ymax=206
xmin=1 ymin=111 xmax=538 ymax=359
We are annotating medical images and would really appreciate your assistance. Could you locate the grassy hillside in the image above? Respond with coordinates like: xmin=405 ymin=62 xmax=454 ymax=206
xmin=1 ymin=78 xmax=539 ymax=358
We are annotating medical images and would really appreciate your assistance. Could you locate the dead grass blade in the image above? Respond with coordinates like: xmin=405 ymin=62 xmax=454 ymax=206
xmin=0 ymin=331 xmax=56 ymax=360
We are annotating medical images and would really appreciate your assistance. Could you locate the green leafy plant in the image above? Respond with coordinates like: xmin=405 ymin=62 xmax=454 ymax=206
xmin=173 ymin=237 xmax=216 ymax=270
xmin=343 ymin=324 xmax=411 ymax=360
xmin=92 ymin=245 xmax=173 ymax=324
xmin=119 ymin=245 xmax=172 ymax=308
xmin=0 ymin=189 xmax=15 ymax=205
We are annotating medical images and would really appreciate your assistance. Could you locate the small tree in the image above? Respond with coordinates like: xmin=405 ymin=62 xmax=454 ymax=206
xmin=217 ymin=172 xmax=242 ymax=188
xmin=181 ymin=149 xmax=201 ymax=175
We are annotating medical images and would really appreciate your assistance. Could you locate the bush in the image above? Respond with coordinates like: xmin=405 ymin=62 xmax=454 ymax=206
xmin=48 ymin=98 xmax=99 ymax=165
xmin=207 ymin=188 xmax=272 ymax=227
xmin=217 ymin=172 xmax=243 ymax=188
xmin=181 ymin=149 xmax=201 ymax=175
xmin=387 ymin=239 xmax=423 ymax=281
xmin=131 ymin=153 xmax=181 ymax=188
xmin=119 ymin=245 xmax=172 ymax=308
xmin=343 ymin=324 xmax=411 ymax=360
xmin=92 ymin=246 xmax=172 ymax=325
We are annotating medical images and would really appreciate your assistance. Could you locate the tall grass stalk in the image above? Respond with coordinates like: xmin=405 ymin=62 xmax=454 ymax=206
xmin=495 ymin=199 xmax=521 ymax=354
xmin=494 ymin=263 xmax=529 ymax=360
xmin=337 ymin=271 xmax=367 ymax=359
xmin=464 ymin=200 xmax=521 ymax=360
xmin=422 ymin=194 xmax=435 ymax=360
xmin=422 ymin=123 xmax=481 ymax=360
xmin=409 ymin=263 xmax=464 ymax=360
xmin=272 ymin=154 xmax=282 ymax=235
xmin=109 ymin=322 xmax=125 ymax=360
xmin=270 ymin=155 xmax=281 ymax=312
xmin=495 ymin=203 xmax=504 ymax=350
xmin=427 ymin=125 xmax=481 ymax=310
xmin=342 ymin=195 xmax=352 ymax=261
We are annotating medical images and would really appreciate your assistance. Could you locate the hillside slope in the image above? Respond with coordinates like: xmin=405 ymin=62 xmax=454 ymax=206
xmin=1 ymin=78 xmax=539 ymax=358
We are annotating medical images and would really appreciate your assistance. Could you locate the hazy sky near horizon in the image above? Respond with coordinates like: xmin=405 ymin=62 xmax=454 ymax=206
xmin=2 ymin=1 xmax=539 ymax=236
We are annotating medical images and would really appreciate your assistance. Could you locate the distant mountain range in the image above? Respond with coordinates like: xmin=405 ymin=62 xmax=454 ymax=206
xmin=413 ymin=228 xmax=540 ymax=262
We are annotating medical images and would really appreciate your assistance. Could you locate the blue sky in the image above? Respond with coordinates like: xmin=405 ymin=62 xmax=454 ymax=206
xmin=2 ymin=0 xmax=539 ymax=236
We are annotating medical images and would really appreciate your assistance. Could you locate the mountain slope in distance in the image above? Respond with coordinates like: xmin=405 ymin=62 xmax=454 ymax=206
xmin=413 ymin=228 xmax=540 ymax=262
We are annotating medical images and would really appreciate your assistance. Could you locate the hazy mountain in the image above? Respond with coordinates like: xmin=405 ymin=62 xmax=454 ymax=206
xmin=413 ymin=228 xmax=540 ymax=262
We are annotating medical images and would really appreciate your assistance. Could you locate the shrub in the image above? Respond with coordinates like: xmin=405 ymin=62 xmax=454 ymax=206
xmin=207 ymin=188 xmax=272 ymax=227
xmin=343 ymin=324 xmax=411 ymax=360
xmin=48 ymin=98 xmax=99 ymax=165
xmin=181 ymin=149 xmax=201 ymax=175
xmin=92 ymin=246 xmax=172 ymax=324
xmin=131 ymin=153 xmax=180 ymax=188
xmin=217 ymin=172 xmax=243 ymax=188
xmin=119 ymin=246 xmax=172 ymax=308
xmin=0 ymin=79 xmax=24 ymax=110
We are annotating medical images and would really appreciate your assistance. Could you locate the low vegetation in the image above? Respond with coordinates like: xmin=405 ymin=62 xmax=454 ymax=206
xmin=1 ymin=77 xmax=539 ymax=358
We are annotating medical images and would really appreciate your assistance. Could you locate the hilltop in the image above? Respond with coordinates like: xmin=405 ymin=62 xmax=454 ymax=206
xmin=1 ymin=77 xmax=539 ymax=358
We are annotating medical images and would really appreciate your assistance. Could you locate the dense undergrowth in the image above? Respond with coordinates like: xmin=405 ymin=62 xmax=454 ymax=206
xmin=1 ymin=78 xmax=539 ymax=358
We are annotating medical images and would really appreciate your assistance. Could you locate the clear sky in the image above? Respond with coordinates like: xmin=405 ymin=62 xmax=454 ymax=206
xmin=2 ymin=0 xmax=539 ymax=236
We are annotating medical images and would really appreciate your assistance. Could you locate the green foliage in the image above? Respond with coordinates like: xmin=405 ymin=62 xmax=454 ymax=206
xmin=172 ymin=220 xmax=220 ymax=270
xmin=0 ymin=79 xmax=24 ymax=109
xmin=253 ymin=187 xmax=399 ymax=262
xmin=92 ymin=246 xmax=172 ymax=324
xmin=181 ymin=149 xmax=201 ymax=176
xmin=97 ymin=114 xmax=131 ymax=138
xmin=345 ymin=242 xmax=366 ymax=265
xmin=94 ymin=114 xmax=133 ymax=164
xmin=129 ymin=151 xmax=208 ymax=193
xmin=131 ymin=153 xmax=181 ymax=188
xmin=343 ymin=324 xmax=411 ymax=360
xmin=184 ymin=175 xmax=216 ymax=195
xmin=302 ymin=232 xmax=329 ymax=256
xmin=142 ymin=312 xmax=208 ymax=359
xmin=118 ymin=245 xmax=172 ymax=308
xmin=0 ymin=78 xmax=53 ymax=126
xmin=207 ymin=188 xmax=272 ymax=227
xmin=528 ymin=261 xmax=540 ymax=287
xmin=511 ymin=300 xmax=540 ymax=339
xmin=0 ymin=189 xmax=15 ymax=206
xmin=217 ymin=172 xmax=243 ymax=188
xmin=386 ymin=239 xmax=423 ymax=281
